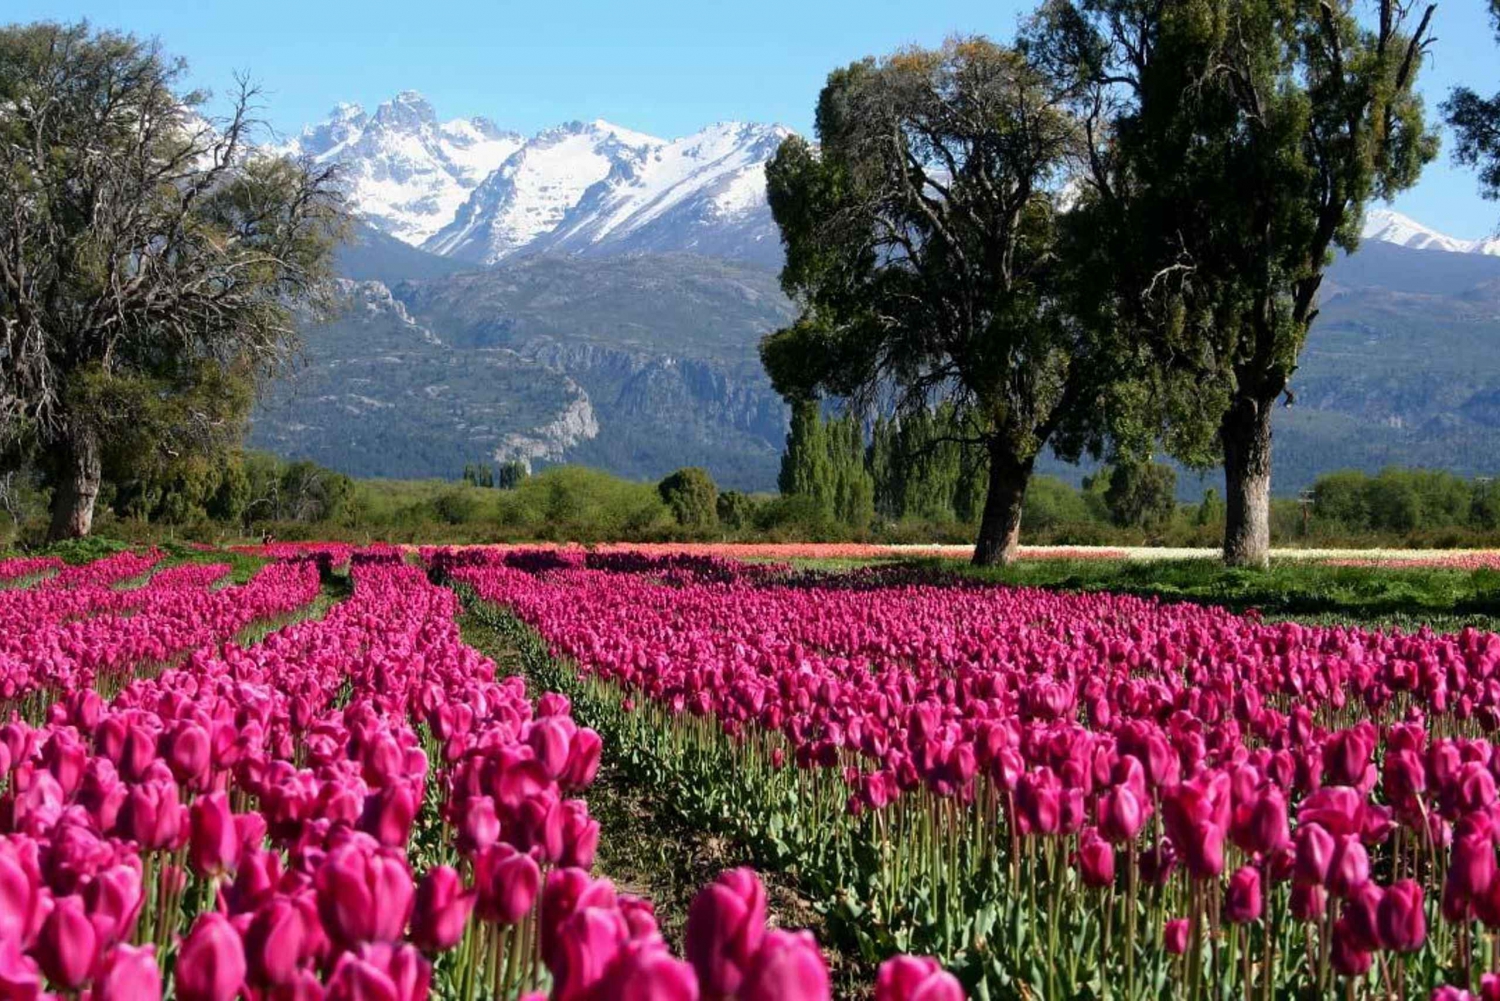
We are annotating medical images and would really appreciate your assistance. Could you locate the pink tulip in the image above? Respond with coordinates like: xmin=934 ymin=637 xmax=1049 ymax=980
xmin=1163 ymin=919 xmax=1190 ymax=954
xmin=874 ymin=955 xmax=965 ymax=1001
xmin=190 ymin=792 xmax=240 ymax=878
xmin=95 ymin=944 xmax=161 ymax=1001
xmin=737 ymin=929 xmax=830 ymax=1001
xmin=315 ymin=842 xmax=414 ymax=946
xmin=684 ymin=868 xmax=768 ymax=997
xmin=244 ymin=897 xmax=308 ymax=987
xmin=598 ymin=940 xmax=699 ymax=1001
xmin=176 ymin=912 xmax=247 ymax=1001
xmin=36 ymin=893 xmax=98 ymax=990
xmin=1224 ymin=867 xmax=1262 ymax=924
xmin=1378 ymin=879 xmax=1427 ymax=953
xmin=1077 ymin=832 xmax=1115 ymax=889
xmin=411 ymin=866 xmax=474 ymax=953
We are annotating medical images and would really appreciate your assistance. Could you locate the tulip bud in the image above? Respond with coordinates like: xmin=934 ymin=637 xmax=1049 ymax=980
xmin=244 ymin=897 xmax=307 ymax=987
xmin=1378 ymin=879 xmax=1426 ymax=953
xmin=411 ymin=866 xmax=474 ymax=953
xmin=1452 ymin=832 xmax=1496 ymax=901
xmin=1163 ymin=918 xmax=1190 ymax=955
xmin=1077 ymin=833 xmax=1115 ymax=889
xmin=1224 ymin=867 xmax=1263 ymax=924
xmin=685 ymin=868 xmax=768 ymax=998
xmin=1328 ymin=834 xmax=1370 ymax=898
xmin=1294 ymin=824 xmax=1336 ymax=886
xmin=738 ymin=929 xmax=830 ymax=1001
xmin=360 ymin=785 xmax=418 ymax=849
xmin=37 ymin=894 xmax=98 ymax=990
xmin=874 ymin=955 xmax=965 ymax=1001
xmin=95 ymin=944 xmax=161 ymax=1001
xmin=562 ymin=729 xmax=603 ymax=790
xmin=176 ymin=912 xmax=247 ymax=1001
xmin=190 ymin=792 xmax=240 ymax=879
xmin=456 ymin=797 xmax=499 ymax=856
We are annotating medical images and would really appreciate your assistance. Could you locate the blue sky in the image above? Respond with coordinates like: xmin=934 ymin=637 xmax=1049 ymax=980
xmin=12 ymin=0 xmax=1500 ymax=239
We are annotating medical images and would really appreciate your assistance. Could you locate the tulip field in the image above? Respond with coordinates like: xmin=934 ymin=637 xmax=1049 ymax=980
xmin=0 ymin=546 xmax=960 ymax=1001
xmin=11 ymin=546 xmax=1500 ymax=1000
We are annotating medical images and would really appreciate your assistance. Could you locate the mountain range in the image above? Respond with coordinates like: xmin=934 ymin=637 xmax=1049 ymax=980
xmin=250 ymin=92 xmax=1500 ymax=496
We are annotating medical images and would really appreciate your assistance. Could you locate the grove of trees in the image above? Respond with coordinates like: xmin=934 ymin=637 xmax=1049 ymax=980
xmin=0 ymin=22 xmax=347 ymax=540
xmin=766 ymin=1 xmax=1451 ymax=566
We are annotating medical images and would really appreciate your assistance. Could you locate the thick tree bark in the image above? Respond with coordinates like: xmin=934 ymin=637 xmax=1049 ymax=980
xmin=47 ymin=426 xmax=102 ymax=541
xmin=1221 ymin=395 xmax=1273 ymax=568
xmin=972 ymin=444 xmax=1035 ymax=567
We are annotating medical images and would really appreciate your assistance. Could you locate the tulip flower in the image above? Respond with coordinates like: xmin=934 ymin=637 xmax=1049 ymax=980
xmin=1163 ymin=919 xmax=1190 ymax=955
xmin=685 ymin=868 xmax=768 ymax=997
xmin=411 ymin=866 xmax=474 ymax=953
xmin=190 ymin=792 xmax=240 ymax=878
xmin=176 ymin=912 xmax=247 ymax=1001
xmin=1379 ymin=879 xmax=1427 ymax=953
xmin=738 ymin=929 xmax=831 ymax=1001
xmin=1224 ymin=867 xmax=1262 ymax=924
xmin=36 ymin=893 xmax=98 ymax=990
xmin=244 ymin=897 xmax=308 ymax=987
xmin=95 ymin=944 xmax=161 ymax=1001
xmin=1077 ymin=832 xmax=1115 ymax=889
xmin=875 ymin=955 xmax=965 ymax=1001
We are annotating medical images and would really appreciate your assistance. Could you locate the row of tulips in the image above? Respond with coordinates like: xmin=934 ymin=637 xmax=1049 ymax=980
xmin=2 ymin=547 xmax=956 ymax=1001
xmin=0 ymin=558 xmax=323 ymax=709
xmin=442 ymin=548 xmax=1500 ymax=998
xmin=0 ymin=557 xmax=64 ymax=584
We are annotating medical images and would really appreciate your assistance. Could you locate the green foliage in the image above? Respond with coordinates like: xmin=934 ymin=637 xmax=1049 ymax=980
xmin=497 ymin=461 xmax=529 ymax=490
xmin=868 ymin=404 xmax=983 ymax=524
xmin=1021 ymin=476 xmax=1092 ymax=532
xmin=1443 ymin=0 xmax=1500 ymax=205
xmin=763 ymin=36 xmax=1133 ymax=562
xmin=778 ymin=403 xmax=873 ymax=530
xmin=1034 ymin=0 xmax=1439 ymax=560
xmin=433 ymin=489 xmax=481 ymax=526
xmin=461 ymin=464 xmax=496 ymax=489
xmin=715 ymin=490 xmax=757 ymax=531
xmin=657 ymin=468 xmax=720 ymax=529
xmin=1102 ymin=461 xmax=1177 ymax=533
xmin=1308 ymin=468 xmax=1500 ymax=536
xmin=0 ymin=21 xmax=348 ymax=538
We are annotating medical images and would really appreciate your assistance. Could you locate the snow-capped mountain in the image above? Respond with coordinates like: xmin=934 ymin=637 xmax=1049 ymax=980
xmin=1363 ymin=208 xmax=1500 ymax=257
xmin=522 ymin=121 xmax=792 ymax=266
xmin=423 ymin=119 xmax=660 ymax=263
xmin=287 ymin=92 xmax=523 ymax=245
xmin=287 ymin=95 xmax=791 ymax=268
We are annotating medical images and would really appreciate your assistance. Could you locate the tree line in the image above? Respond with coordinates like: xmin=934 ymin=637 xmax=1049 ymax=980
xmin=762 ymin=0 xmax=1500 ymax=566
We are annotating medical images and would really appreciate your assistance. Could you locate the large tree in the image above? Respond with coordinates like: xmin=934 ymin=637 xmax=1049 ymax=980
xmin=1030 ymin=0 xmax=1438 ymax=566
xmin=0 ymin=22 xmax=346 ymax=539
xmin=762 ymin=38 xmax=1132 ymax=566
xmin=1444 ymin=1 xmax=1500 ymax=205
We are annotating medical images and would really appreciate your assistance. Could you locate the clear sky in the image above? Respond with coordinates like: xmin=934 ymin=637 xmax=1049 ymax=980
xmin=11 ymin=0 xmax=1500 ymax=239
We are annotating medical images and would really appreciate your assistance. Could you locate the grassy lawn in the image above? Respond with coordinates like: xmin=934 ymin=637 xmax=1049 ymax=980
xmin=940 ymin=555 xmax=1500 ymax=631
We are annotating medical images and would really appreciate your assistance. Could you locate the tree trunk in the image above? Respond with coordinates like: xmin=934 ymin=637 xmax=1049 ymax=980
xmin=972 ymin=445 xmax=1034 ymax=567
xmin=47 ymin=426 xmax=102 ymax=541
xmin=1221 ymin=395 xmax=1273 ymax=568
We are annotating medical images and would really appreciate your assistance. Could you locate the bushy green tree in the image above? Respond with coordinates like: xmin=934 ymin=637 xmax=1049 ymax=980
xmin=1195 ymin=488 xmax=1225 ymax=528
xmin=1034 ymin=0 xmax=1438 ymax=566
xmin=716 ymin=490 xmax=756 ymax=530
xmin=0 ymin=23 xmax=348 ymax=538
xmin=497 ymin=461 xmax=529 ymax=490
xmin=764 ymin=38 xmax=1133 ymax=565
xmin=779 ymin=401 xmax=834 ymax=520
xmin=1103 ymin=461 xmax=1177 ymax=532
xmin=1444 ymin=1 xmax=1500 ymax=209
xmin=658 ymin=467 xmax=719 ymax=529
xmin=1312 ymin=471 xmax=1371 ymax=530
